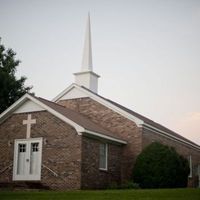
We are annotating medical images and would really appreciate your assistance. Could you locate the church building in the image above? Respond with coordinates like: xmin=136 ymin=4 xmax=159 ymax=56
xmin=0 ymin=15 xmax=200 ymax=190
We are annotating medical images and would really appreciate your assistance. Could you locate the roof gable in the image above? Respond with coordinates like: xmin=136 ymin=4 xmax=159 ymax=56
xmin=14 ymin=99 xmax=45 ymax=113
xmin=53 ymin=84 xmax=89 ymax=101
xmin=0 ymin=94 xmax=84 ymax=133
xmin=0 ymin=94 xmax=126 ymax=145
xmin=53 ymin=84 xmax=200 ymax=150
xmin=53 ymin=84 xmax=144 ymax=126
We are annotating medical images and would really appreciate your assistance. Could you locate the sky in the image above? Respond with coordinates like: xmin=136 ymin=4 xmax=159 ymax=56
xmin=0 ymin=0 xmax=200 ymax=145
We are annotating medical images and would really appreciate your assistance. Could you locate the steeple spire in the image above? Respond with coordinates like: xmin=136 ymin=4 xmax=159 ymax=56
xmin=74 ymin=14 xmax=100 ymax=93
xmin=81 ymin=13 xmax=93 ymax=71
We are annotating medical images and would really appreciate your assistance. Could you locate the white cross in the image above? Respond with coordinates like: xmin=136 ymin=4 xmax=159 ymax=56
xmin=23 ymin=114 xmax=36 ymax=139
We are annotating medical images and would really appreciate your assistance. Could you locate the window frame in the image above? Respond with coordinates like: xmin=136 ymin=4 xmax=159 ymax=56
xmin=188 ymin=155 xmax=192 ymax=178
xmin=99 ymin=143 xmax=108 ymax=171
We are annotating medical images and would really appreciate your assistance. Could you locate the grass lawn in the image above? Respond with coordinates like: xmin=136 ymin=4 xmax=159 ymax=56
xmin=0 ymin=188 xmax=200 ymax=200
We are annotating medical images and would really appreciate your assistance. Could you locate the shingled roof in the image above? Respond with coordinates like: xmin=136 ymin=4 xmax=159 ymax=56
xmin=35 ymin=96 xmax=125 ymax=143
xmin=81 ymin=86 xmax=199 ymax=147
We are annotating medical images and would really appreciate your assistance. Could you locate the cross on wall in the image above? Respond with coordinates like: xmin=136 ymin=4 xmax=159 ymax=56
xmin=23 ymin=114 xmax=36 ymax=138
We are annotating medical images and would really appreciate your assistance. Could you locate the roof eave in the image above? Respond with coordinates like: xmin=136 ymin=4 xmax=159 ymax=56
xmin=0 ymin=93 xmax=85 ymax=133
xmin=81 ymin=129 xmax=127 ymax=145
xmin=53 ymin=84 xmax=144 ymax=126
xmin=0 ymin=93 xmax=29 ymax=124
xmin=143 ymin=123 xmax=200 ymax=151
xmin=52 ymin=84 xmax=200 ymax=149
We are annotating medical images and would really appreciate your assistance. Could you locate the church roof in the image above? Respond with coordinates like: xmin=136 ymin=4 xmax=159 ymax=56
xmin=34 ymin=96 xmax=127 ymax=144
xmin=53 ymin=83 xmax=200 ymax=149
xmin=0 ymin=93 xmax=127 ymax=145
xmin=36 ymin=97 xmax=110 ymax=134
xmin=80 ymin=86 xmax=200 ymax=148
xmin=99 ymin=94 xmax=197 ymax=146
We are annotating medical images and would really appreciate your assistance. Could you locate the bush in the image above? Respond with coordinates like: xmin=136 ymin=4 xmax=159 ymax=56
xmin=133 ymin=142 xmax=190 ymax=188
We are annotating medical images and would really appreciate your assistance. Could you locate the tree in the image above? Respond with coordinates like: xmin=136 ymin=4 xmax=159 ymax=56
xmin=0 ymin=38 xmax=32 ymax=113
xmin=133 ymin=142 xmax=190 ymax=188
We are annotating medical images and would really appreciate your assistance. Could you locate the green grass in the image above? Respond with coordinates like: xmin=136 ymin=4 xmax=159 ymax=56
xmin=0 ymin=189 xmax=200 ymax=200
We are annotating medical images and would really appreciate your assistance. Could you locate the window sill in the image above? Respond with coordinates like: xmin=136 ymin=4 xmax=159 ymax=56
xmin=99 ymin=168 xmax=108 ymax=172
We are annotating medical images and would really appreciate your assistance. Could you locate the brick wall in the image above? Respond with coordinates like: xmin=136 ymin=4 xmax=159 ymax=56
xmin=58 ymin=98 xmax=143 ymax=182
xmin=81 ymin=136 xmax=122 ymax=189
xmin=58 ymin=98 xmax=200 ymax=188
xmin=0 ymin=111 xmax=82 ymax=190
xmin=142 ymin=127 xmax=200 ymax=187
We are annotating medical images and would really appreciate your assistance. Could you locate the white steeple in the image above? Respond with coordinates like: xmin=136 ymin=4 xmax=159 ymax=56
xmin=81 ymin=13 xmax=93 ymax=71
xmin=74 ymin=13 xmax=100 ymax=93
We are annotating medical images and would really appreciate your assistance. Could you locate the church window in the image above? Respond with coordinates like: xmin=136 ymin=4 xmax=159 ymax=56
xmin=99 ymin=143 xmax=108 ymax=170
xmin=19 ymin=144 xmax=26 ymax=153
xmin=32 ymin=143 xmax=39 ymax=152
xmin=189 ymin=155 xmax=192 ymax=178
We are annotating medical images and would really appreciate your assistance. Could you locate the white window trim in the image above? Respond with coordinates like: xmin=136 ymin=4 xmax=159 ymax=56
xmin=99 ymin=143 xmax=108 ymax=171
xmin=13 ymin=137 xmax=43 ymax=181
xmin=188 ymin=155 xmax=192 ymax=178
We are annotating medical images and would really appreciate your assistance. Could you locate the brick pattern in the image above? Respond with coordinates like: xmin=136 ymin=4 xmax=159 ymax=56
xmin=143 ymin=128 xmax=200 ymax=187
xmin=59 ymin=98 xmax=200 ymax=188
xmin=0 ymin=97 xmax=199 ymax=189
xmin=58 ymin=98 xmax=143 ymax=182
xmin=0 ymin=111 xmax=82 ymax=190
xmin=81 ymin=136 xmax=122 ymax=189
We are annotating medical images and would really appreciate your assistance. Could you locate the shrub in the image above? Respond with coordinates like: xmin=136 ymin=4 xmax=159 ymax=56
xmin=133 ymin=142 xmax=190 ymax=188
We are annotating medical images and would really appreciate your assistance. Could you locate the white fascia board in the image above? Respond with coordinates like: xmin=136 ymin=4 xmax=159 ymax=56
xmin=82 ymin=129 xmax=127 ymax=145
xmin=143 ymin=123 xmax=200 ymax=151
xmin=53 ymin=84 xmax=144 ymax=127
xmin=26 ymin=95 xmax=85 ymax=133
xmin=52 ymin=83 xmax=75 ymax=102
xmin=0 ymin=93 xmax=29 ymax=123
xmin=0 ymin=93 xmax=85 ymax=133
xmin=53 ymin=85 xmax=200 ymax=150
xmin=79 ymin=86 xmax=144 ymax=126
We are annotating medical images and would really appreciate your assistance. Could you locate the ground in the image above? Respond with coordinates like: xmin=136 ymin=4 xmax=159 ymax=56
xmin=0 ymin=189 xmax=200 ymax=200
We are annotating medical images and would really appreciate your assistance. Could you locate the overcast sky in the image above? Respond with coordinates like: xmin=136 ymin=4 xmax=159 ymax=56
xmin=1 ymin=0 xmax=200 ymax=145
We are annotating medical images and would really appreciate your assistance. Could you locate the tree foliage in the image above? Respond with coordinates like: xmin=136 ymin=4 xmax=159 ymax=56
xmin=0 ymin=39 xmax=32 ymax=113
xmin=133 ymin=142 xmax=190 ymax=188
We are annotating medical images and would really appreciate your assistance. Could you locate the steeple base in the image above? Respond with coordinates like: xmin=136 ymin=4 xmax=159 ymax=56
xmin=74 ymin=71 xmax=100 ymax=93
